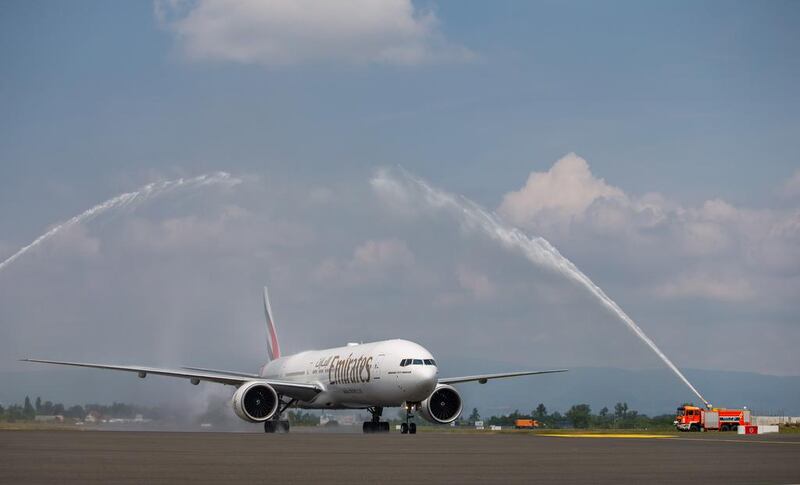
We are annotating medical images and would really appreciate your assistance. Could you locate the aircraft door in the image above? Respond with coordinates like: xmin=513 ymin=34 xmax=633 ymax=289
xmin=373 ymin=354 xmax=385 ymax=382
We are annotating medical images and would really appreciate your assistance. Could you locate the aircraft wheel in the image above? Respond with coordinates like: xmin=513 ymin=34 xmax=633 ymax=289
xmin=280 ymin=420 xmax=290 ymax=433
xmin=363 ymin=422 xmax=375 ymax=433
xmin=381 ymin=422 xmax=390 ymax=432
xmin=400 ymin=423 xmax=408 ymax=434
xmin=409 ymin=423 xmax=417 ymax=434
xmin=264 ymin=421 xmax=277 ymax=433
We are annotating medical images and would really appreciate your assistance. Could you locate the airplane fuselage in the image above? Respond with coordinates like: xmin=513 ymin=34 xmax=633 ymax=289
xmin=259 ymin=339 xmax=437 ymax=408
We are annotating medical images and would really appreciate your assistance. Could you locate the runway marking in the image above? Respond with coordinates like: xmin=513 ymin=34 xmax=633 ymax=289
xmin=540 ymin=433 xmax=674 ymax=439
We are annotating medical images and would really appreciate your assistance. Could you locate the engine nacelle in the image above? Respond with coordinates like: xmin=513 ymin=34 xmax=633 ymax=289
xmin=419 ymin=384 xmax=463 ymax=424
xmin=231 ymin=381 xmax=279 ymax=422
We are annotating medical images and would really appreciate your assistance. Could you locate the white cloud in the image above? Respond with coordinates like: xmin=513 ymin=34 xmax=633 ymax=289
xmin=496 ymin=153 xmax=800 ymax=306
xmin=654 ymin=272 xmax=755 ymax=302
xmin=156 ymin=0 xmax=473 ymax=66
xmin=456 ymin=265 xmax=495 ymax=300
xmin=498 ymin=153 xmax=626 ymax=229
xmin=314 ymin=238 xmax=417 ymax=286
xmin=782 ymin=169 xmax=800 ymax=198
xmin=46 ymin=224 xmax=102 ymax=260
xmin=679 ymin=221 xmax=730 ymax=255
xmin=352 ymin=238 xmax=414 ymax=268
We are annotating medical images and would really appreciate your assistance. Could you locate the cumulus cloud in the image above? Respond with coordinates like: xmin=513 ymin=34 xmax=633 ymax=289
xmin=498 ymin=153 xmax=626 ymax=229
xmin=156 ymin=0 xmax=474 ymax=66
xmin=496 ymin=153 xmax=800 ymax=306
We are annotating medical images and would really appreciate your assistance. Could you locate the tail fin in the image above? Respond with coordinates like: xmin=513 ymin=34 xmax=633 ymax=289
xmin=263 ymin=286 xmax=281 ymax=361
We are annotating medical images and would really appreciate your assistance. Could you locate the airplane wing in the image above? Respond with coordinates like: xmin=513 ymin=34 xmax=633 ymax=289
xmin=181 ymin=366 xmax=261 ymax=379
xmin=21 ymin=358 xmax=321 ymax=402
xmin=438 ymin=369 xmax=567 ymax=385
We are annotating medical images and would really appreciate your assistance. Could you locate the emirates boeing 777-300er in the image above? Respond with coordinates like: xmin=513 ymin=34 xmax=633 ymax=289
xmin=23 ymin=288 xmax=566 ymax=434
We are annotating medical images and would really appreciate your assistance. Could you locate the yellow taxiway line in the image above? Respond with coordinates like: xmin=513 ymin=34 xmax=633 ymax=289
xmin=540 ymin=433 xmax=674 ymax=439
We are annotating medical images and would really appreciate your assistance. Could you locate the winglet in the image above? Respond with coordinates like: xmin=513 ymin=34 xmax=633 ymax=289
xmin=263 ymin=286 xmax=281 ymax=361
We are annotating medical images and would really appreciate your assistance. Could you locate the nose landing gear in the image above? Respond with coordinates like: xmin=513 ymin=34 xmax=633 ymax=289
xmin=401 ymin=403 xmax=417 ymax=434
xmin=363 ymin=406 xmax=390 ymax=433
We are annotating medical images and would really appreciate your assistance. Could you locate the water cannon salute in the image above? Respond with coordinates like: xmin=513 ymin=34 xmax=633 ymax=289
xmin=3 ymin=1 xmax=799 ymax=482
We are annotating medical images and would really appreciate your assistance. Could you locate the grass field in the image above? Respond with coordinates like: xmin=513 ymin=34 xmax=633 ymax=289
xmin=0 ymin=421 xmax=80 ymax=431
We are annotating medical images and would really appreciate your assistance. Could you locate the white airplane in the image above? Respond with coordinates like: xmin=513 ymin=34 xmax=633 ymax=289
xmin=23 ymin=287 xmax=566 ymax=434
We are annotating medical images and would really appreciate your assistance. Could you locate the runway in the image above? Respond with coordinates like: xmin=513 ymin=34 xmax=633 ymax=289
xmin=1 ymin=430 xmax=798 ymax=484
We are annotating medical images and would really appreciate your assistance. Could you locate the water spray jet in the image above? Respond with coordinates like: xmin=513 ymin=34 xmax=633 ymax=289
xmin=371 ymin=168 xmax=712 ymax=409
xmin=0 ymin=172 xmax=241 ymax=274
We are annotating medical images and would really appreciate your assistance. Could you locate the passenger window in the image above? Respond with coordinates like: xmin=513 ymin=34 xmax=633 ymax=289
xmin=413 ymin=359 xmax=423 ymax=365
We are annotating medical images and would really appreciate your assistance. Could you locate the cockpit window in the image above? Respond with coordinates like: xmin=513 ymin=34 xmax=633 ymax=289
xmin=412 ymin=359 xmax=423 ymax=365
xmin=400 ymin=359 xmax=408 ymax=367
xmin=424 ymin=359 xmax=436 ymax=366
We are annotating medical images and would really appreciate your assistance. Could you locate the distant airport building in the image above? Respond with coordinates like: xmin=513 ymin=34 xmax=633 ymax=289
xmin=34 ymin=415 xmax=64 ymax=423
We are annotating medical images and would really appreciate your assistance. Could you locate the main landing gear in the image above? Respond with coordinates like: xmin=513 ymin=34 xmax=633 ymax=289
xmin=264 ymin=397 xmax=296 ymax=433
xmin=401 ymin=403 xmax=417 ymax=434
xmin=264 ymin=420 xmax=290 ymax=433
xmin=363 ymin=406 xmax=390 ymax=433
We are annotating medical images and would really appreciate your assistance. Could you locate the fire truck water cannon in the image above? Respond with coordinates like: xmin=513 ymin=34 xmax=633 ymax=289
xmin=675 ymin=404 xmax=751 ymax=432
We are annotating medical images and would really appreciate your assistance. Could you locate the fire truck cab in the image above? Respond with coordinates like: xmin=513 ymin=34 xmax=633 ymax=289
xmin=675 ymin=405 xmax=750 ymax=432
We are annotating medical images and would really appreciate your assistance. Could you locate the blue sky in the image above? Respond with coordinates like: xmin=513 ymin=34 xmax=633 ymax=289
xmin=1 ymin=1 xmax=799 ymax=410
xmin=2 ymin=0 xmax=798 ymax=225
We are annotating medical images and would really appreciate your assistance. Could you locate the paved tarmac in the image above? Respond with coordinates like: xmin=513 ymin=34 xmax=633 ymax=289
xmin=1 ymin=430 xmax=799 ymax=484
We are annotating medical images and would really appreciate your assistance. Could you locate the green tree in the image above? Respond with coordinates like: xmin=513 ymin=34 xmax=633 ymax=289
xmin=65 ymin=405 xmax=85 ymax=419
xmin=595 ymin=406 xmax=611 ymax=428
xmin=566 ymin=404 xmax=592 ymax=429
xmin=7 ymin=405 xmax=24 ymax=422
xmin=468 ymin=408 xmax=481 ymax=424
xmin=548 ymin=411 xmax=566 ymax=429
xmin=41 ymin=400 xmax=54 ymax=415
xmin=532 ymin=403 xmax=548 ymax=422
xmin=35 ymin=396 xmax=42 ymax=413
xmin=0 ymin=403 xmax=5 ymax=421
xmin=23 ymin=396 xmax=35 ymax=420
xmin=614 ymin=402 xmax=628 ymax=421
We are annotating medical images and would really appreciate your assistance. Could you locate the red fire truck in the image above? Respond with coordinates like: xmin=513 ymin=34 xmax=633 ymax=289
xmin=675 ymin=405 xmax=751 ymax=432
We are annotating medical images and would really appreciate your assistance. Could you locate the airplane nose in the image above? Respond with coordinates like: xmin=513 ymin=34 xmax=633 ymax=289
xmin=415 ymin=366 xmax=437 ymax=394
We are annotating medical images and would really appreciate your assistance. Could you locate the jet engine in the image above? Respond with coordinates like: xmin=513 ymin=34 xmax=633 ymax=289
xmin=419 ymin=384 xmax=463 ymax=424
xmin=231 ymin=381 xmax=279 ymax=422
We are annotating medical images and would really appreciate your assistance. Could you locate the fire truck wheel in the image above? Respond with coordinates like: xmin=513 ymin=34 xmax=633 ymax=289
xmin=690 ymin=424 xmax=700 ymax=432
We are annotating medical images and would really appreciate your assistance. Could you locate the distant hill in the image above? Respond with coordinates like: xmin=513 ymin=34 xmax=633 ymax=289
xmin=2 ymin=363 xmax=798 ymax=418
xmin=445 ymin=361 xmax=800 ymax=417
